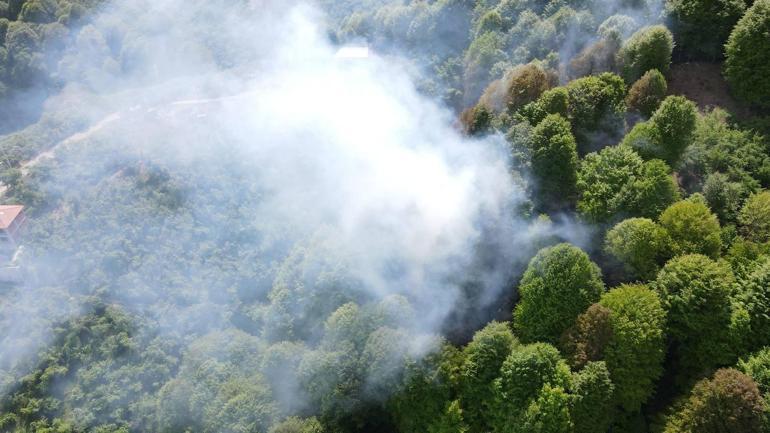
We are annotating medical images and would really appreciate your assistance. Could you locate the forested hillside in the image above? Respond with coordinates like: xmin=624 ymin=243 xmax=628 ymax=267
xmin=2 ymin=0 xmax=770 ymax=432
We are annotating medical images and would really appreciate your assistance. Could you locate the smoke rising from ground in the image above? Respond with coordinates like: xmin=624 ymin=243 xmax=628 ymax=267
xmin=0 ymin=0 xmax=593 ymax=422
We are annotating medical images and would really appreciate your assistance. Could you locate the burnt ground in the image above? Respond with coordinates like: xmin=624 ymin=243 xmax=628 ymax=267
xmin=666 ymin=61 xmax=753 ymax=118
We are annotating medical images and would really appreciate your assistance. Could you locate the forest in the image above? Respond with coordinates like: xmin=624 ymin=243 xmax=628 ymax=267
xmin=2 ymin=0 xmax=770 ymax=432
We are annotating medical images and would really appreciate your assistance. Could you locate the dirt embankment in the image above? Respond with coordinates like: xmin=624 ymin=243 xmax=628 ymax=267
xmin=666 ymin=62 xmax=752 ymax=118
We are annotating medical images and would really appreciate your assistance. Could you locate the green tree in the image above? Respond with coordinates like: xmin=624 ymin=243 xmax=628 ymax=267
xmin=725 ymin=0 xmax=770 ymax=108
xmin=623 ymin=96 xmax=698 ymax=167
xmin=530 ymin=114 xmax=578 ymax=210
xmin=666 ymin=0 xmax=746 ymax=60
xmin=626 ymin=69 xmax=667 ymax=117
xmin=490 ymin=343 xmax=572 ymax=432
xmin=599 ymin=284 xmax=666 ymax=412
xmin=739 ymin=191 xmax=770 ymax=243
xmin=571 ymin=361 xmax=615 ymax=433
xmin=268 ymin=417 xmax=325 ymax=433
xmin=619 ymin=25 xmax=674 ymax=83
xmin=737 ymin=258 xmax=770 ymax=351
xmin=577 ymin=145 xmax=679 ymax=223
xmin=655 ymin=254 xmax=736 ymax=376
xmin=517 ymin=385 xmax=574 ymax=433
xmin=514 ymin=243 xmax=605 ymax=344
xmin=663 ymin=369 xmax=766 ymax=433
xmin=659 ymin=199 xmax=722 ymax=258
xmin=738 ymin=347 xmax=770 ymax=397
xmin=459 ymin=321 xmax=517 ymax=433
xmin=605 ymin=217 xmax=670 ymax=280
xmin=560 ymin=303 xmax=614 ymax=370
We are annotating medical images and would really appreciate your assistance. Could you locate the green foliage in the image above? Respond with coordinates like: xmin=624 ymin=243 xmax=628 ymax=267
xmin=739 ymin=191 xmax=770 ymax=243
xmin=389 ymin=344 xmax=463 ymax=433
xmin=460 ymin=104 xmax=494 ymax=135
xmin=680 ymin=109 xmax=770 ymax=195
xmin=514 ymin=243 xmax=605 ymax=344
xmin=269 ymin=417 xmax=325 ymax=433
xmin=489 ymin=342 xmax=572 ymax=432
xmin=737 ymin=258 xmax=770 ymax=351
xmin=703 ymin=172 xmax=746 ymax=224
xmin=619 ymin=25 xmax=674 ymax=83
xmin=725 ymin=0 xmax=770 ymax=108
xmin=517 ymin=384 xmax=574 ymax=433
xmin=662 ymin=369 xmax=766 ymax=433
xmin=626 ymin=69 xmax=667 ymax=117
xmin=577 ymin=145 xmax=679 ymax=223
xmin=605 ymin=217 xmax=670 ymax=280
xmin=623 ymin=96 xmax=698 ymax=167
xmin=479 ymin=63 xmax=556 ymax=114
xmin=571 ymin=361 xmax=615 ymax=433
xmin=666 ymin=0 xmax=746 ymax=60
xmin=560 ymin=304 xmax=614 ymax=370
xmin=599 ymin=284 xmax=666 ymax=412
xmin=738 ymin=347 xmax=770 ymax=397
xmin=530 ymin=114 xmax=578 ymax=210
xmin=459 ymin=322 xmax=517 ymax=433
xmin=659 ymin=199 xmax=722 ymax=258
xmin=654 ymin=255 xmax=736 ymax=376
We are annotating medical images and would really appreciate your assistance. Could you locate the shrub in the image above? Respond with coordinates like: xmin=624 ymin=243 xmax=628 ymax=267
xmin=626 ymin=69 xmax=667 ymax=117
xmin=724 ymin=0 xmax=770 ymax=108
xmin=619 ymin=25 xmax=674 ymax=83
xmin=514 ymin=243 xmax=605 ymax=344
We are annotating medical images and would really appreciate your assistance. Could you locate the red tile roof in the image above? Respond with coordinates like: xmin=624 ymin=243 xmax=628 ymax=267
xmin=0 ymin=205 xmax=24 ymax=230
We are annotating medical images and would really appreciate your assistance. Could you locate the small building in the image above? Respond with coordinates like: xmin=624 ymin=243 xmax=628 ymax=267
xmin=0 ymin=205 xmax=25 ymax=247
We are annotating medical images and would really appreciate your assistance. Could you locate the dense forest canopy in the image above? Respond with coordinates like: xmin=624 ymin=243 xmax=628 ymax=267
xmin=1 ymin=0 xmax=770 ymax=432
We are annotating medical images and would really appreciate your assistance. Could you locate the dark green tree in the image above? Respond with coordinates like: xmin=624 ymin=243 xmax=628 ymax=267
xmin=514 ymin=243 xmax=605 ymax=344
xmin=725 ymin=0 xmax=770 ymax=108
xmin=619 ymin=25 xmax=674 ymax=83
xmin=659 ymin=198 xmax=722 ymax=258
xmin=599 ymin=284 xmax=666 ymax=412
xmin=626 ymin=69 xmax=667 ymax=117
xmin=530 ymin=114 xmax=578 ymax=210
xmin=605 ymin=217 xmax=670 ymax=280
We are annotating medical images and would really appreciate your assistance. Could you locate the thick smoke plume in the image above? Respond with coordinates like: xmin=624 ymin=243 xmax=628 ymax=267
xmin=0 ymin=0 xmax=592 ymax=420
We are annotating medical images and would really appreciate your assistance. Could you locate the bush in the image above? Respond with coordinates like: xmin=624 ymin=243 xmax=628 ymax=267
xmin=666 ymin=0 xmax=746 ymax=60
xmin=725 ymin=0 xmax=770 ymax=108
xmin=738 ymin=191 xmax=770 ymax=243
xmin=619 ymin=25 xmax=674 ymax=83
xmin=662 ymin=369 xmax=766 ymax=433
xmin=529 ymin=114 xmax=578 ymax=210
xmin=659 ymin=199 xmax=722 ymax=258
xmin=599 ymin=284 xmax=666 ymax=412
xmin=605 ymin=218 xmax=670 ymax=280
xmin=626 ymin=69 xmax=667 ymax=117
xmin=514 ymin=243 xmax=605 ymax=344
xmin=655 ymin=254 xmax=736 ymax=375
